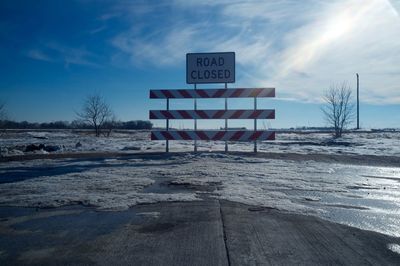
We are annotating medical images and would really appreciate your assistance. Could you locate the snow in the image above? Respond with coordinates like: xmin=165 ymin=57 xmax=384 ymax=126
xmin=0 ymin=158 xmax=197 ymax=211
xmin=388 ymin=244 xmax=400 ymax=255
xmin=0 ymin=130 xmax=149 ymax=155
xmin=1 ymin=130 xmax=399 ymax=156
xmin=0 ymin=152 xmax=399 ymax=237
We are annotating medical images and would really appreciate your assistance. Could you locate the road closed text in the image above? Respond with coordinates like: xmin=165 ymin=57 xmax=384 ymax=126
xmin=186 ymin=52 xmax=235 ymax=84
xmin=190 ymin=69 xmax=231 ymax=81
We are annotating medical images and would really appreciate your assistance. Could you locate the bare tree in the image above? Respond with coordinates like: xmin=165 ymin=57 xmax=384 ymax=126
xmin=322 ymin=83 xmax=354 ymax=138
xmin=103 ymin=114 xmax=117 ymax=137
xmin=76 ymin=94 xmax=113 ymax=137
xmin=0 ymin=102 xmax=6 ymax=154
xmin=0 ymin=102 xmax=5 ymax=120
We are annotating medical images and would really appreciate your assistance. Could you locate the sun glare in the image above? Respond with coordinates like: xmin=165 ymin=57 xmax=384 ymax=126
xmin=322 ymin=13 xmax=353 ymax=41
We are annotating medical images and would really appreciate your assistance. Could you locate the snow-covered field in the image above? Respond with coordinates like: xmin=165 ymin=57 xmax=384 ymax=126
xmin=1 ymin=130 xmax=400 ymax=237
xmin=1 ymin=129 xmax=399 ymax=156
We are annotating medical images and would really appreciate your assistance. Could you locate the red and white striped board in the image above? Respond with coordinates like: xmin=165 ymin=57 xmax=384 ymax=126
xmin=150 ymin=88 xmax=275 ymax=99
xmin=151 ymin=130 xmax=275 ymax=141
xmin=150 ymin=109 xmax=275 ymax=120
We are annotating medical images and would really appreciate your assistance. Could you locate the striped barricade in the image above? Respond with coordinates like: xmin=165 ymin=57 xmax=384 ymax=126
xmin=151 ymin=130 xmax=275 ymax=141
xmin=150 ymin=109 xmax=275 ymax=120
xmin=149 ymin=87 xmax=276 ymax=152
xmin=150 ymin=88 xmax=275 ymax=99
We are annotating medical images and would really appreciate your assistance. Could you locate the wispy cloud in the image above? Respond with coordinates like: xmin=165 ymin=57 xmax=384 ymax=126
xmin=112 ymin=23 xmax=204 ymax=66
xmin=108 ymin=0 xmax=400 ymax=105
xmin=25 ymin=49 xmax=53 ymax=62
xmin=89 ymin=25 xmax=107 ymax=35
xmin=25 ymin=42 xmax=101 ymax=68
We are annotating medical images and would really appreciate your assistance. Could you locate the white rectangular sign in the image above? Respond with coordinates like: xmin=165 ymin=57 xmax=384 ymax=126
xmin=186 ymin=52 xmax=235 ymax=84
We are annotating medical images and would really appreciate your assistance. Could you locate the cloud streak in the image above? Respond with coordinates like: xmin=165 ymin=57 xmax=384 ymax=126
xmin=26 ymin=42 xmax=101 ymax=68
xmin=107 ymin=0 xmax=400 ymax=105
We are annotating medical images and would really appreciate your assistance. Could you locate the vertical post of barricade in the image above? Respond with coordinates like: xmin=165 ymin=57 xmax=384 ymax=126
xmin=224 ymin=83 xmax=228 ymax=152
xmin=194 ymin=83 xmax=197 ymax=152
xmin=254 ymin=97 xmax=257 ymax=153
xmin=166 ymin=98 xmax=169 ymax=153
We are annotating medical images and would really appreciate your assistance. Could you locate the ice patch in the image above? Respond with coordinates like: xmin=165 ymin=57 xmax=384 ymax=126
xmin=387 ymin=244 xmax=400 ymax=255
xmin=304 ymin=197 xmax=321 ymax=202
xmin=27 ymin=132 xmax=48 ymax=139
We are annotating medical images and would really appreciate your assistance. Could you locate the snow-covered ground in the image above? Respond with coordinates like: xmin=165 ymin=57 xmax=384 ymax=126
xmin=0 ymin=130 xmax=149 ymax=156
xmin=0 ymin=153 xmax=399 ymax=238
xmin=1 ymin=130 xmax=399 ymax=156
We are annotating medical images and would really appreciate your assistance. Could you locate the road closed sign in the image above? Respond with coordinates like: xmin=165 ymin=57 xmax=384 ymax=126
xmin=186 ymin=52 xmax=235 ymax=84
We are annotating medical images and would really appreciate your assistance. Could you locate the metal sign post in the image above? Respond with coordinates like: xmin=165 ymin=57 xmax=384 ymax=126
xmin=194 ymin=83 xmax=197 ymax=152
xmin=166 ymin=98 xmax=169 ymax=152
xmin=356 ymin=73 xmax=360 ymax=129
xmin=254 ymin=97 xmax=257 ymax=153
xmin=225 ymin=83 xmax=228 ymax=152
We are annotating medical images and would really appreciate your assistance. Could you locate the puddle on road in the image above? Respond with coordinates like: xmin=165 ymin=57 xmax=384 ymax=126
xmin=0 ymin=204 xmax=171 ymax=264
xmin=0 ymin=205 xmax=144 ymax=260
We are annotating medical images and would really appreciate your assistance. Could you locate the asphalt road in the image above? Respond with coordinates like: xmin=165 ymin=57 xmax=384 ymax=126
xmin=0 ymin=200 xmax=399 ymax=265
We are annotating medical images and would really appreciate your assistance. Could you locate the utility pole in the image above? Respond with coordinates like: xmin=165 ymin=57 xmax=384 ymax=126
xmin=356 ymin=73 xmax=359 ymax=129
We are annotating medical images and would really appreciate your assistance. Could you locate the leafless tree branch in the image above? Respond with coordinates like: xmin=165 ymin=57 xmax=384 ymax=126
xmin=0 ymin=102 xmax=5 ymax=121
xmin=76 ymin=94 xmax=114 ymax=137
xmin=0 ymin=102 xmax=6 ymax=148
xmin=322 ymin=82 xmax=354 ymax=138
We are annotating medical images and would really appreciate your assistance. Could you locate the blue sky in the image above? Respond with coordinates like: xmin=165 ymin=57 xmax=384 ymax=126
xmin=0 ymin=0 xmax=399 ymax=128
